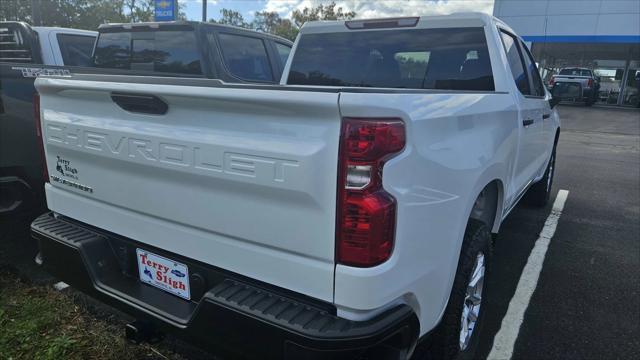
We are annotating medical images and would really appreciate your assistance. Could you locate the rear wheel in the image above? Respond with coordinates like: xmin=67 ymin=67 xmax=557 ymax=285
xmin=417 ymin=219 xmax=492 ymax=360
xmin=524 ymin=145 xmax=556 ymax=207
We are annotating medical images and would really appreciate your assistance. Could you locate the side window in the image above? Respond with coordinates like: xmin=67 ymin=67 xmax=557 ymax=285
xmin=130 ymin=31 xmax=202 ymax=75
xmin=93 ymin=30 xmax=202 ymax=75
xmin=519 ymin=41 xmax=545 ymax=97
xmin=93 ymin=32 xmax=130 ymax=69
xmin=218 ymin=33 xmax=273 ymax=82
xmin=499 ymin=30 xmax=530 ymax=95
xmin=275 ymin=42 xmax=291 ymax=68
xmin=56 ymin=34 xmax=96 ymax=66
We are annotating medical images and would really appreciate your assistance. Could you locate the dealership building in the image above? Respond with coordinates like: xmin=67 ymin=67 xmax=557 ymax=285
xmin=493 ymin=0 xmax=640 ymax=106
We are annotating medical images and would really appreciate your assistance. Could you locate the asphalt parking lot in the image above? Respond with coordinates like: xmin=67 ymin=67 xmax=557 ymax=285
xmin=1 ymin=104 xmax=638 ymax=359
xmin=477 ymin=104 xmax=640 ymax=359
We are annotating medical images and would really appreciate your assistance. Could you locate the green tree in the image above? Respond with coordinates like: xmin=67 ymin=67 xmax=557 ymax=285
xmin=253 ymin=11 xmax=298 ymax=41
xmin=291 ymin=1 xmax=355 ymax=29
xmin=252 ymin=11 xmax=280 ymax=33
xmin=123 ymin=0 xmax=154 ymax=23
xmin=0 ymin=0 xmax=33 ymax=22
xmin=0 ymin=0 xmax=185 ymax=29
xmin=80 ymin=0 xmax=127 ymax=28
xmin=211 ymin=9 xmax=250 ymax=28
xmin=251 ymin=2 xmax=357 ymax=41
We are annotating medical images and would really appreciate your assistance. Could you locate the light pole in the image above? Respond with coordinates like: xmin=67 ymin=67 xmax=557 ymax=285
xmin=202 ymin=0 xmax=207 ymax=22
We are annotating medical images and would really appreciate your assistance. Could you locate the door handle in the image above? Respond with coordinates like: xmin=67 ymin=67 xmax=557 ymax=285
xmin=542 ymin=113 xmax=551 ymax=120
xmin=523 ymin=118 xmax=534 ymax=126
xmin=111 ymin=92 xmax=168 ymax=115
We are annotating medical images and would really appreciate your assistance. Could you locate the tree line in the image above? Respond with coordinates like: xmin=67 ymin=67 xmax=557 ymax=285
xmin=0 ymin=0 xmax=187 ymax=29
xmin=0 ymin=1 xmax=356 ymax=41
xmin=214 ymin=2 xmax=356 ymax=40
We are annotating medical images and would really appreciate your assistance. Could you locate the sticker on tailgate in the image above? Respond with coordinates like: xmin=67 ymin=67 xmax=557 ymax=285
xmin=136 ymin=249 xmax=190 ymax=300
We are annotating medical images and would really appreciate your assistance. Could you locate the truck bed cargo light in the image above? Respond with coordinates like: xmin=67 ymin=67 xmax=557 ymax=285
xmin=345 ymin=17 xmax=419 ymax=30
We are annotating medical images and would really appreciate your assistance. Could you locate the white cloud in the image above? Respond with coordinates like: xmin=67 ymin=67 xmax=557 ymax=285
xmin=264 ymin=0 xmax=494 ymax=19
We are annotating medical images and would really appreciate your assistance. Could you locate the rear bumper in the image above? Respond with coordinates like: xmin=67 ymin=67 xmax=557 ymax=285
xmin=32 ymin=212 xmax=419 ymax=359
xmin=551 ymin=83 xmax=595 ymax=102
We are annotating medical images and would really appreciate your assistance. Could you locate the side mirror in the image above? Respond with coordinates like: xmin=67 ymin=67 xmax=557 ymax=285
xmin=549 ymin=94 xmax=560 ymax=109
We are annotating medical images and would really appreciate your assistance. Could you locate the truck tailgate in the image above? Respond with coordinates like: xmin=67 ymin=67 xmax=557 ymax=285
xmin=35 ymin=77 xmax=341 ymax=302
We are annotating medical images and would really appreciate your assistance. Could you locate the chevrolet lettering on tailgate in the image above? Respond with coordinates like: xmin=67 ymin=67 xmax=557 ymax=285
xmin=45 ymin=124 xmax=300 ymax=183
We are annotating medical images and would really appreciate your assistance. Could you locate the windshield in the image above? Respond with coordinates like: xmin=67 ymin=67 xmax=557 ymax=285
xmin=288 ymin=27 xmax=494 ymax=91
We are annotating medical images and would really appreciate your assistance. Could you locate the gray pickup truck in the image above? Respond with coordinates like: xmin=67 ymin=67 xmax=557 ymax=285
xmin=549 ymin=67 xmax=600 ymax=106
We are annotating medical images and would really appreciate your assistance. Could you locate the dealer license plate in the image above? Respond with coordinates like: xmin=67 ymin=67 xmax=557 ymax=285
xmin=136 ymin=249 xmax=190 ymax=300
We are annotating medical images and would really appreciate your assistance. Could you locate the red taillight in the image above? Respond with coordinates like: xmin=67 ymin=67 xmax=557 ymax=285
xmin=336 ymin=118 xmax=405 ymax=267
xmin=33 ymin=93 xmax=49 ymax=182
xmin=587 ymin=79 xmax=593 ymax=87
xmin=549 ymin=77 xmax=555 ymax=86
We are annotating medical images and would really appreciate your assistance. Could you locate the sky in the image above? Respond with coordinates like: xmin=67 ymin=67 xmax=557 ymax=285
xmin=181 ymin=0 xmax=495 ymax=23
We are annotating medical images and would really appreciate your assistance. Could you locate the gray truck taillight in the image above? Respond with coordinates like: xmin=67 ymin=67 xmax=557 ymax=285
xmin=336 ymin=117 xmax=405 ymax=267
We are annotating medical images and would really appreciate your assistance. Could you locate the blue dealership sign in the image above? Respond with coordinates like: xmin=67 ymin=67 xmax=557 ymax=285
xmin=155 ymin=0 xmax=176 ymax=21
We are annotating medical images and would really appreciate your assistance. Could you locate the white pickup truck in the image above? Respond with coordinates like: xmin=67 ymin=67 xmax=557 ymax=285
xmin=549 ymin=67 xmax=600 ymax=106
xmin=32 ymin=13 xmax=560 ymax=360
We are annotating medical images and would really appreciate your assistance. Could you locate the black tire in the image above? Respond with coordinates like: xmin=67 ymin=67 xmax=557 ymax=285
xmin=415 ymin=219 xmax=493 ymax=360
xmin=524 ymin=145 xmax=556 ymax=207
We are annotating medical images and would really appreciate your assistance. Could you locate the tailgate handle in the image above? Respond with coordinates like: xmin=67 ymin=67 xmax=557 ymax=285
xmin=111 ymin=92 xmax=168 ymax=115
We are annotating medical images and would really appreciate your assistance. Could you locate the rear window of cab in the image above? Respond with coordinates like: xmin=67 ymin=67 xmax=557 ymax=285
xmin=93 ymin=30 xmax=202 ymax=75
xmin=288 ymin=27 xmax=494 ymax=91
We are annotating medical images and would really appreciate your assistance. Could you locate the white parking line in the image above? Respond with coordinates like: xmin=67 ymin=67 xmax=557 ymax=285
xmin=53 ymin=281 xmax=69 ymax=291
xmin=488 ymin=189 xmax=569 ymax=360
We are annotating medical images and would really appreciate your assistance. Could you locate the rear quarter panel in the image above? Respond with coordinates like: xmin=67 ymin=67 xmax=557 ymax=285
xmin=335 ymin=91 xmax=517 ymax=334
